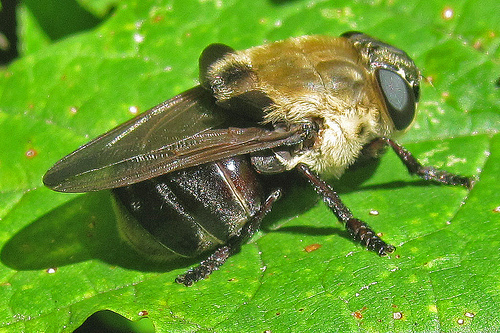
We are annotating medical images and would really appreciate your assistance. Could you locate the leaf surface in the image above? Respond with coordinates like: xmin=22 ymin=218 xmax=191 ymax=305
xmin=0 ymin=0 xmax=498 ymax=331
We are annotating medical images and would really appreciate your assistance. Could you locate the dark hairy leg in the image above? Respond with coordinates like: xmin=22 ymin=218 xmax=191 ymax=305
xmin=176 ymin=189 xmax=282 ymax=286
xmin=383 ymin=138 xmax=474 ymax=189
xmin=296 ymin=163 xmax=395 ymax=256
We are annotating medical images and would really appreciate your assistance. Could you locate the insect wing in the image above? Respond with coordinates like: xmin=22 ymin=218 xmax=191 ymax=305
xmin=43 ymin=86 xmax=221 ymax=192
xmin=44 ymin=86 xmax=304 ymax=192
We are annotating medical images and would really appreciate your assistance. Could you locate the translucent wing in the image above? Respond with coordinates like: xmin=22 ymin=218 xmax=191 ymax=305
xmin=44 ymin=86 xmax=305 ymax=193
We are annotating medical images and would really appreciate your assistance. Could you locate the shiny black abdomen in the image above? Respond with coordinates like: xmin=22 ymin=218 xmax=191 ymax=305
xmin=113 ymin=155 xmax=264 ymax=258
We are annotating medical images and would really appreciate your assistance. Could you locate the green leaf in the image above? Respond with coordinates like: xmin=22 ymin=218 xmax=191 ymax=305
xmin=1 ymin=0 xmax=498 ymax=331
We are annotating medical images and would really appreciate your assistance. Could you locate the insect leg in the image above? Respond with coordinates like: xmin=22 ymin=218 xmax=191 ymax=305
xmin=296 ymin=163 xmax=395 ymax=256
xmin=383 ymin=138 xmax=474 ymax=189
xmin=176 ymin=189 xmax=282 ymax=286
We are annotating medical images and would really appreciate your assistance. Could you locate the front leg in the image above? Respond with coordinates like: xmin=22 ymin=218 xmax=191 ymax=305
xmin=176 ymin=189 xmax=282 ymax=286
xmin=383 ymin=138 xmax=474 ymax=189
xmin=296 ymin=163 xmax=395 ymax=256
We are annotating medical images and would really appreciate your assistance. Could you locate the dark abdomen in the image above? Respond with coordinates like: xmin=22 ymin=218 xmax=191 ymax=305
xmin=113 ymin=155 xmax=264 ymax=259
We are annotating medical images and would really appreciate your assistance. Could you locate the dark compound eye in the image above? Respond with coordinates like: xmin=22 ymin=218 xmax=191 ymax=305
xmin=376 ymin=68 xmax=416 ymax=130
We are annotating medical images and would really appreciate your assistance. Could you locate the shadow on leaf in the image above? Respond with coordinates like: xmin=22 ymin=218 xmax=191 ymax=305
xmin=23 ymin=0 xmax=114 ymax=41
xmin=1 ymin=191 xmax=196 ymax=273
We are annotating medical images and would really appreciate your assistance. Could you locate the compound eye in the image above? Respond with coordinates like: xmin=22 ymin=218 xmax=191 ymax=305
xmin=376 ymin=68 xmax=416 ymax=130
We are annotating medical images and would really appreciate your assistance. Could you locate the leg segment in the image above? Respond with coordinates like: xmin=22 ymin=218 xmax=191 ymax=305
xmin=176 ymin=189 xmax=282 ymax=286
xmin=296 ymin=163 xmax=395 ymax=256
xmin=384 ymin=138 xmax=474 ymax=189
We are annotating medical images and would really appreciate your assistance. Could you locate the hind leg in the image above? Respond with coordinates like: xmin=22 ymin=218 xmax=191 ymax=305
xmin=176 ymin=189 xmax=282 ymax=286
